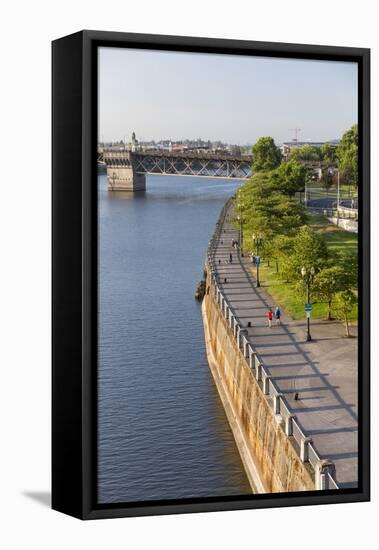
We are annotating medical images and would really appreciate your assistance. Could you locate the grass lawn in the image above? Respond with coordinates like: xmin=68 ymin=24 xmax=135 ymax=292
xmin=308 ymin=212 xmax=358 ymax=254
xmin=253 ymin=212 xmax=358 ymax=321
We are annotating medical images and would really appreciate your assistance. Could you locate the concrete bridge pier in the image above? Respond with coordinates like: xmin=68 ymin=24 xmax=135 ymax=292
xmin=107 ymin=165 xmax=146 ymax=191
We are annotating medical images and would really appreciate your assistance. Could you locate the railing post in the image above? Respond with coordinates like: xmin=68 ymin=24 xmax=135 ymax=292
xmin=249 ymin=348 xmax=254 ymax=369
xmin=255 ymin=362 xmax=262 ymax=381
xmin=285 ymin=414 xmax=296 ymax=436
xmin=243 ymin=336 xmax=248 ymax=357
xmin=239 ymin=329 xmax=248 ymax=355
xmin=236 ymin=325 xmax=241 ymax=349
xmin=316 ymin=460 xmax=337 ymax=490
xmin=274 ymin=393 xmax=283 ymax=415
xmin=300 ymin=437 xmax=313 ymax=462
xmin=262 ymin=373 xmax=271 ymax=395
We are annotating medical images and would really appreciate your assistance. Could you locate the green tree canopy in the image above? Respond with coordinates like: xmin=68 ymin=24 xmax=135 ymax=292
xmin=320 ymin=168 xmax=335 ymax=195
xmin=285 ymin=225 xmax=328 ymax=280
xmin=235 ymin=174 xmax=307 ymax=261
xmin=313 ymin=265 xmax=346 ymax=319
xmin=252 ymin=137 xmax=282 ymax=172
xmin=320 ymin=143 xmax=338 ymax=163
xmin=334 ymin=290 xmax=357 ymax=337
xmin=269 ymin=160 xmax=308 ymax=196
xmin=336 ymin=251 xmax=358 ymax=289
xmin=271 ymin=234 xmax=295 ymax=277
xmin=288 ymin=145 xmax=321 ymax=162
xmin=337 ymin=124 xmax=358 ymax=187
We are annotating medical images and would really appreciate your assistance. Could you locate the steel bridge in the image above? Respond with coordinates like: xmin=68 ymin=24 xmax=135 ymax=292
xmin=99 ymin=149 xmax=252 ymax=191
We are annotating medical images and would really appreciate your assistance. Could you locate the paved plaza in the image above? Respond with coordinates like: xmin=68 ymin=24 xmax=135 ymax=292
xmin=214 ymin=206 xmax=358 ymax=488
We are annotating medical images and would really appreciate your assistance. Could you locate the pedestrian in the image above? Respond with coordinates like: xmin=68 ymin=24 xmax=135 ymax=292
xmin=251 ymin=255 xmax=256 ymax=265
xmin=275 ymin=306 xmax=281 ymax=325
xmin=267 ymin=308 xmax=273 ymax=328
xmin=229 ymin=253 xmax=233 ymax=263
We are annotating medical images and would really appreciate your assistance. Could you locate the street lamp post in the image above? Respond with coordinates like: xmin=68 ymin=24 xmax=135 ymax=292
xmin=304 ymin=178 xmax=307 ymax=207
xmin=237 ymin=215 xmax=243 ymax=249
xmin=237 ymin=201 xmax=245 ymax=249
xmin=252 ymin=233 xmax=262 ymax=287
xmin=336 ymin=169 xmax=340 ymax=226
xmin=301 ymin=266 xmax=315 ymax=341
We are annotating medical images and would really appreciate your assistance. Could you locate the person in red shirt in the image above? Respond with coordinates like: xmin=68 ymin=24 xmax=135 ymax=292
xmin=267 ymin=308 xmax=273 ymax=328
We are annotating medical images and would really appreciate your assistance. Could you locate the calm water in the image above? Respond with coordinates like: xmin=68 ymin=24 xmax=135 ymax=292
xmin=98 ymin=172 xmax=251 ymax=503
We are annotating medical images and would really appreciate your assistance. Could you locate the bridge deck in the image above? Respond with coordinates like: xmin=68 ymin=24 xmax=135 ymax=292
xmin=213 ymin=203 xmax=358 ymax=488
xmin=102 ymin=150 xmax=252 ymax=179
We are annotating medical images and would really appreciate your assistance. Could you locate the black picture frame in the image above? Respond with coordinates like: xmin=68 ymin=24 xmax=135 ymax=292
xmin=52 ymin=30 xmax=370 ymax=520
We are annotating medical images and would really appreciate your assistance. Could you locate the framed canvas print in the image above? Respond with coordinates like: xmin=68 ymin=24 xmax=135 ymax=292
xmin=52 ymin=30 xmax=370 ymax=519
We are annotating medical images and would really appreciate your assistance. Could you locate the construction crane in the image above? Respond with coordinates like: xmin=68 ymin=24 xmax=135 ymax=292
xmin=289 ymin=128 xmax=301 ymax=144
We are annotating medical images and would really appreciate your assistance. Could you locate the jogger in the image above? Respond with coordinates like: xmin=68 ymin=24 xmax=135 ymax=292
xmin=267 ymin=308 xmax=273 ymax=328
xmin=275 ymin=306 xmax=281 ymax=325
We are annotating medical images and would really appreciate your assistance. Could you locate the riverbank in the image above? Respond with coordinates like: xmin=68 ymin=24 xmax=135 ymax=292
xmin=202 ymin=200 xmax=357 ymax=489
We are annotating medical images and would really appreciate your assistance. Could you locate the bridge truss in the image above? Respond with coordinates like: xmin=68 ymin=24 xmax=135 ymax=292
xmin=101 ymin=150 xmax=252 ymax=179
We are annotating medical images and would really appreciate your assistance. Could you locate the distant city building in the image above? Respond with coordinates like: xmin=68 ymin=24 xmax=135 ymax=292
xmin=99 ymin=136 xmax=252 ymax=157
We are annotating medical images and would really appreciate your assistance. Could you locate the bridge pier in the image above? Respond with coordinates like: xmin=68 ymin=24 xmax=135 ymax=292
xmin=107 ymin=166 xmax=146 ymax=192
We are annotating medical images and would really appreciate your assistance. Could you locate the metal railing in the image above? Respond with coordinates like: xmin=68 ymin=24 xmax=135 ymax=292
xmin=205 ymin=200 xmax=339 ymax=491
xmin=322 ymin=207 xmax=358 ymax=220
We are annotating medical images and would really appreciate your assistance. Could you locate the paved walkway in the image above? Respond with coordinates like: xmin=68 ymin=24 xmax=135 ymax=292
xmin=214 ymin=206 xmax=358 ymax=488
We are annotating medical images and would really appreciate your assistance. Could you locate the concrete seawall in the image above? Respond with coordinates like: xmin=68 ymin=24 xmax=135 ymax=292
xmin=202 ymin=281 xmax=315 ymax=493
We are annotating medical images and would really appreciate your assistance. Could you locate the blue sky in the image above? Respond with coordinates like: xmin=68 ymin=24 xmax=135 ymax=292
xmin=98 ymin=47 xmax=358 ymax=145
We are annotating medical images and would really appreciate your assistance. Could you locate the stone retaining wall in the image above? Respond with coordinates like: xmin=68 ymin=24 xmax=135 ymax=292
xmin=202 ymin=269 xmax=316 ymax=493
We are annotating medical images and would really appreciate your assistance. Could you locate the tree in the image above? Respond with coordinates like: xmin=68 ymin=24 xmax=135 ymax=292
xmin=288 ymin=145 xmax=321 ymax=162
xmin=235 ymin=174 xmax=307 ymax=257
xmin=284 ymin=226 xmax=328 ymax=281
xmin=320 ymin=143 xmax=337 ymax=163
xmin=252 ymin=137 xmax=282 ymax=172
xmin=270 ymin=160 xmax=308 ymax=197
xmin=337 ymin=124 xmax=358 ymax=187
xmin=337 ymin=251 xmax=358 ymax=289
xmin=313 ymin=266 xmax=345 ymax=319
xmin=320 ymin=168 xmax=335 ymax=197
xmin=334 ymin=290 xmax=357 ymax=337
xmin=271 ymin=234 xmax=295 ymax=277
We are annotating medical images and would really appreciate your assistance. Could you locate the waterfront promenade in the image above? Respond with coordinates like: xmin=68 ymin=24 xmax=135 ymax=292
xmin=213 ymin=204 xmax=358 ymax=488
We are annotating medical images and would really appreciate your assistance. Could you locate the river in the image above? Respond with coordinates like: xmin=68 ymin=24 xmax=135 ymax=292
xmin=98 ymin=172 xmax=251 ymax=503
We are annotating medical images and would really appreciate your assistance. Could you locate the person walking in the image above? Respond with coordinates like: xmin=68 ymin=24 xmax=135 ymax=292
xmin=275 ymin=306 xmax=281 ymax=325
xmin=267 ymin=308 xmax=273 ymax=328
xmin=229 ymin=253 xmax=233 ymax=263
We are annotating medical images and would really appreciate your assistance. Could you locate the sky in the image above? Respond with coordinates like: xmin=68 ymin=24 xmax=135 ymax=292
xmin=98 ymin=47 xmax=358 ymax=145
